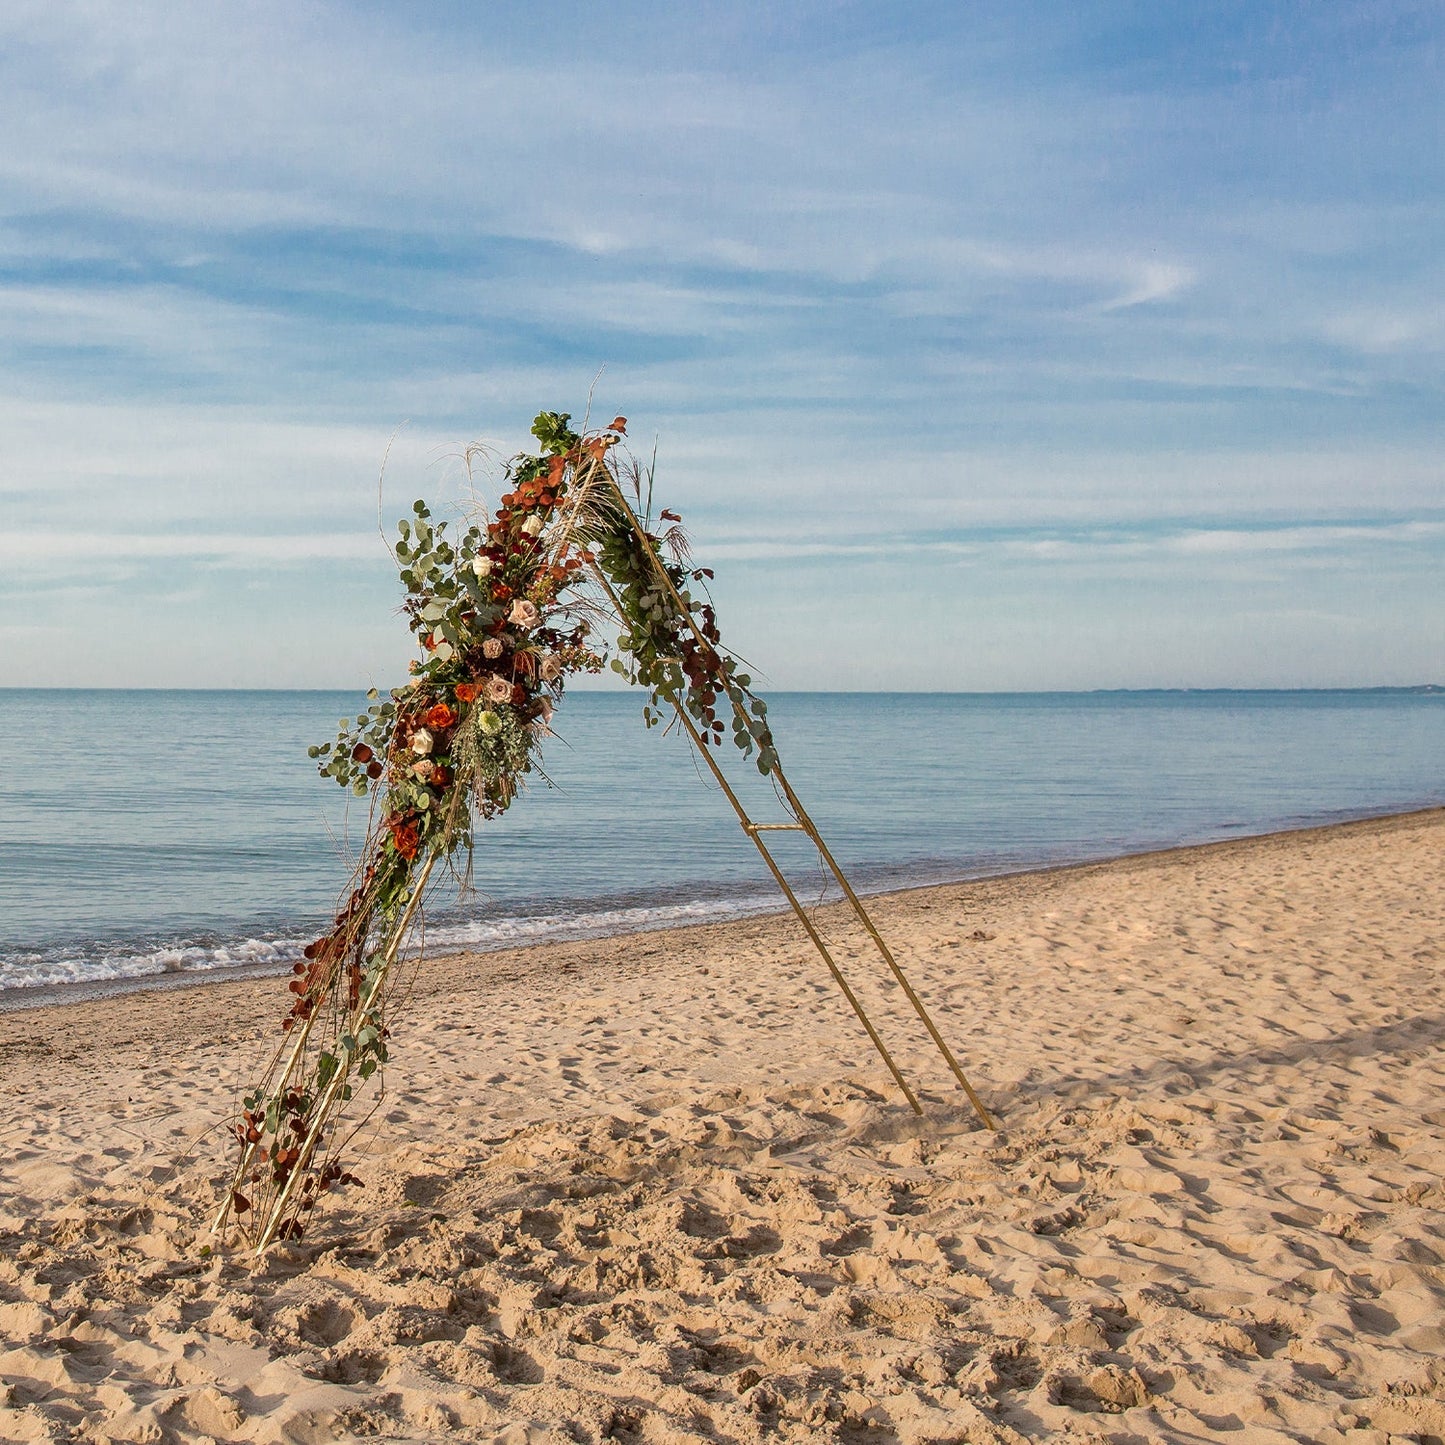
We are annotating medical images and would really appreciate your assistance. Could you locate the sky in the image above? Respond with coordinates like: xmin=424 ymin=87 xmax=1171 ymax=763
xmin=0 ymin=0 xmax=1441 ymax=691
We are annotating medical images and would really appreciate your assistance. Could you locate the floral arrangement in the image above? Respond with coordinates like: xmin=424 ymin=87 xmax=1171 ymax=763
xmin=219 ymin=410 xmax=778 ymax=1250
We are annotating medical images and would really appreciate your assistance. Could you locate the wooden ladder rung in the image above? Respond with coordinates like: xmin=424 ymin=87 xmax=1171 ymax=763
xmin=744 ymin=822 xmax=806 ymax=834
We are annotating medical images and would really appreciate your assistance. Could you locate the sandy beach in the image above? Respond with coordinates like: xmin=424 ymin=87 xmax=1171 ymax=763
xmin=1 ymin=808 xmax=1442 ymax=1443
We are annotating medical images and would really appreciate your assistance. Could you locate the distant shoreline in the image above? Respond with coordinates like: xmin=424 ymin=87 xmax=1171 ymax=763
xmin=0 ymin=683 xmax=1441 ymax=695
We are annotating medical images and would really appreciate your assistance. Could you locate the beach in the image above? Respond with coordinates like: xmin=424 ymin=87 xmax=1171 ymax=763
xmin=2 ymin=808 xmax=1443 ymax=1443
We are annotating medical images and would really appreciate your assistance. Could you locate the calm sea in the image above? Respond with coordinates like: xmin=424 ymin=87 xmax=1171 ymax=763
xmin=1 ymin=689 xmax=1441 ymax=996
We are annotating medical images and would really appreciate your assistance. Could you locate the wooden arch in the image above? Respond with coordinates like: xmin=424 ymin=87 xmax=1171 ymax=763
xmin=219 ymin=414 xmax=993 ymax=1253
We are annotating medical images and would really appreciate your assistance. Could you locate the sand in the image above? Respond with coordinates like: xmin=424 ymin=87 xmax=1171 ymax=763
xmin=1 ymin=809 xmax=1443 ymax=1444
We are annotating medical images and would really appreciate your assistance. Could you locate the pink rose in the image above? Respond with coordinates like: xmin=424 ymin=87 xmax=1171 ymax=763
xmin=484 ymin=674 xmax=513 ymax=704
xmin=508 ymin=599 xmax=540 ymax=629
xmin=539 ymin=653 xmax=562 ymax=682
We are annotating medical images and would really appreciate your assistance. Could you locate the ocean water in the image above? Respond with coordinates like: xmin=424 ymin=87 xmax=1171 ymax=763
xmin=0 ymin=689 xmax=1441 ymax=995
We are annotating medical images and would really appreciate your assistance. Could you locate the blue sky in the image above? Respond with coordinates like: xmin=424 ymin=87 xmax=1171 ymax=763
xmin=1 ymin=0 xmax=1440 ymax=690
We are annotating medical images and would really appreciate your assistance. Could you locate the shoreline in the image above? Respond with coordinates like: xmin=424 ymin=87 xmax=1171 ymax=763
xmin=4 ymin=801 xmax=1441 ymax=1020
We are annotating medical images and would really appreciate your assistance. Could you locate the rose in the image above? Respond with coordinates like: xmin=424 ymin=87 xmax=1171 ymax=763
xmin=482 ymin=638 xmax=504 ymax=660
xmin=538 ymin=698 xmax=554 ymax=725
xmin=470 ymin=556 xmax=493 ymax=579
xmin=410 ymin=728 xmax=434 ymax=756
xmin=539 ymin=653 xmax=561 ymax=682
xmin=508 ymin=599 xmax=540 ymax=628
xmin=484 ymin=674 xmax=513 ymax=704
xmin=388 ymin=817 xmax=420 ymax=860
xmin=454 ymin=681 xmax=481 ymax=704
xmin=477 ymin=710 xmax=503 ymax=736
xmin=412 ymin=758 xmax=434 ymax=781
xmin=520 ymin=514 xmax=544 ymax=537
xmin=423 ymin=702 xmax=456 ymax=731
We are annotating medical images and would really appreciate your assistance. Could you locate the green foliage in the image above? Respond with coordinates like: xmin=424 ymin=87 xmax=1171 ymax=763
xmin=594 ymin=519 xmax=776 ymax=775
xmin=530 ymin=411 xmax=579 ymax=454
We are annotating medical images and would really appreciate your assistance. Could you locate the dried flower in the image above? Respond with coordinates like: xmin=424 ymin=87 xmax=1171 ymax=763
xmin=410 ymin=728 xmax=435 ymax=756
xmin=482 ymin=638 xmax=504 ymax=660
xmin=508 ymin=599 xmax=540 ymax=628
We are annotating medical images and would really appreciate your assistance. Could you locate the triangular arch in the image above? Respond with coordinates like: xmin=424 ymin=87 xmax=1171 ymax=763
xmin=219 ymin=412 xmax=993 ymax=1253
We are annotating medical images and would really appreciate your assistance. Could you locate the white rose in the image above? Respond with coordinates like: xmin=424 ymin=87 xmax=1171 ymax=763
xmin=520 ymin=514 xmax=544 ymax=537
xmin=410 ymin=728 xmax=434 ymax=756
xmin=470 ymin=556 xmax=493 ymax=578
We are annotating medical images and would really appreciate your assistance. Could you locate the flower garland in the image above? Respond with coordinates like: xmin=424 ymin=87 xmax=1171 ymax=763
xmin=221 ymin=410 xmax=778 ymax=1250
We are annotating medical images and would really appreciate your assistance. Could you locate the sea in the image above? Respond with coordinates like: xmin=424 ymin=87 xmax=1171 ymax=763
xmin=1 ymin=689 xmax=1441 ymax=1000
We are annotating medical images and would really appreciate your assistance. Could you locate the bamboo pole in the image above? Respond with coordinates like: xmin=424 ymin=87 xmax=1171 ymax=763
xmin=252 ymin=853 xmax=437 ymax=1254
xmin=771 ymin=768 xmax=996 ymax=1130
xmin=661 ymin=687 xmax=923 ymax=1115
xmin=592 ymin=465 xmax=994 ymax=1124
xmin=587 ymin=555 xmax=923 ymax=1114
xmin=212 ymin=942 xmax=349 ymax=1235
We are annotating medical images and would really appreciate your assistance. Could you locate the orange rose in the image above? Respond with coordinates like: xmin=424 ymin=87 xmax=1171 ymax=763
xmin=454 ymin=682 xmax=481 ymax=703
xmin=424 ymin=702 xmax=456 ymax=730
xmin=388 ymin=818 xmax=420 ymax=861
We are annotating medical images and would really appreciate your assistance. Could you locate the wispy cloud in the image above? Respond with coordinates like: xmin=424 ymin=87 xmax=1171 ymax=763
xmin=0 ymin=530 xmax=387 ymax=569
